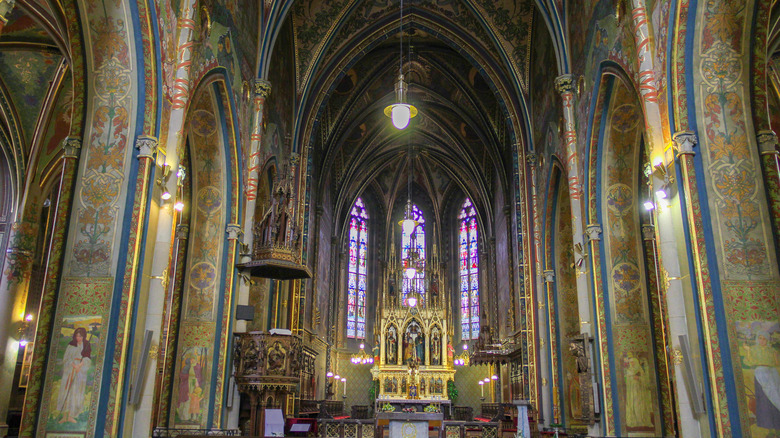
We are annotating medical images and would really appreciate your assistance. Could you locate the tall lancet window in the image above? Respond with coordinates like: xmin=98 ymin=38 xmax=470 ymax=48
xmin=402 ymin=204 xmax=425 ymax=304
xmin=459 ymin=198 xmax=479 ymax=340
xmin=347 ymin=198 xmax=369 ymax=338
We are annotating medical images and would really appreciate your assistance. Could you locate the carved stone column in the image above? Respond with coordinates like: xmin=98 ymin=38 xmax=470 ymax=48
xmin=151 ymin=222 xmax=190 ymax=431
xmin=554 ymin=74 xmax=592 ymax=338
xmin=235 ymin=80 xmax=272 ymax=331
xmin=541 ymin=268 xmax=559 ymax=424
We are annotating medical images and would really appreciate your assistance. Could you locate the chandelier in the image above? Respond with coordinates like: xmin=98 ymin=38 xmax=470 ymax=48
xmin=350 ymin=342 xmax=374 ymax=365
xmin=383 ymin=0 xmax=417 ymax=129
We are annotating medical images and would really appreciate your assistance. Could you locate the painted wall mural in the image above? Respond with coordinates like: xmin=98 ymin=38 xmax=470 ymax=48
xmin=601 ymin=79 xmax=661 ymax=436
xmin=264 ymin=18 xmax=295 ymax=165
xmin=38 ymin=79 xmax=74 ymax=179
xmin=554 ymin=177 xmax=580 ymax=426
xmin=45 ymin=316 xmax=102 ymax=432
xmin=171 ymin=83 xmax=227 ymax=429
xmin=69 ymin=7 xmax=133 ymax=278
xmin=0 ymin=50 xmax=61 ymax=147
xmin=695 ymin=1 xmax=780 ymax=434
xmin=175 ymin=346 xmax=208 ymax=425
xmin=736 ymin=321 xmax=780 ymax=437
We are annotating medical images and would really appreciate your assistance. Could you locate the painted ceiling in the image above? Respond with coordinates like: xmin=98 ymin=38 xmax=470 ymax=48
xmin=292 ymin=0 xmax=539 ymax=231
xmin=0 ymin=4 xmax=69 ymax=183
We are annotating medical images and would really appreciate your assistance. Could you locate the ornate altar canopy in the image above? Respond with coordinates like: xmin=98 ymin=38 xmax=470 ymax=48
xmin=371 ymin=242 xmax=455 ymax=401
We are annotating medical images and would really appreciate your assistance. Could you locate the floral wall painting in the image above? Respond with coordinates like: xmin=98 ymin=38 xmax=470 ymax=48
xmin=46 ymin=316 xmax=101 ymax=432
xmin=175 ymin=346 xmax=208 ymax=426
xmin=737 ymin=321 xmax=780 ymax=437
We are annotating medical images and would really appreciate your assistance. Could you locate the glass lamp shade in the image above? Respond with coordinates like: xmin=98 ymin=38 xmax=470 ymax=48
xmin=383 ymin=75 xmax=418 ymax=130
xmin=404 ymin=267 xmax=417 ymax=279
xmin=407 ymin=296 xmax=418 ymax=307
xmin=401 ymin=217 xmax=417 ymax=235
xmin=391 ymin=104 xmax=411 ymax=129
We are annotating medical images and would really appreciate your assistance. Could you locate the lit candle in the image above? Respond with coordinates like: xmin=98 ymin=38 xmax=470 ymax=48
xmin=479 ymin=381 xmax=484 ymax=397
xmin=342 ymin=377 xmax=347 ymax=396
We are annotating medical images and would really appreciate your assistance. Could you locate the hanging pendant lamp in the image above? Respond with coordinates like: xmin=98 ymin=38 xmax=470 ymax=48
xmin=384 ymin=0 xmax=417 ymax=129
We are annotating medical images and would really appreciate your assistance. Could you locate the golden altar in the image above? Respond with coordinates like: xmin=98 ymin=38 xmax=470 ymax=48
xmin=370 ymin=242 xmax=455 ymax=400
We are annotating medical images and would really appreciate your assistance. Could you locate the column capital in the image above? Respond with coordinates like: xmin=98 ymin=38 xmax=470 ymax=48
xmin=554 ymin=74 xmax=575 ymax=95
xmin=543 ymin=269 xmax=555 ymax=283
xmin=641 ymin=224 xmax=656 ymax=242
xmin=586 ymin=223 xmax=602 ymax=241
xmin=226 ymin=223 xmax=242 ymax=240
xmin=672 ymin=131 xmax=697 ymax=156
xmin=290 ymin=152 xmax=300 ymax=167
xmin=254 ymin=79 xmax=271 ymax=98
xmin=757 ymin=130 xmax=779 ymax=155
xmin=0 ymin=0 xmax=16 ymax=24
xmin=135 ymin=135 xmax=158 ymax=159
xmin=62 ymin=136 xmax=82 ymax=159
xmin=175 ymin=224 xmax=190 ymax=240
xmin=526 ymin=153 xmax=538 ymax=167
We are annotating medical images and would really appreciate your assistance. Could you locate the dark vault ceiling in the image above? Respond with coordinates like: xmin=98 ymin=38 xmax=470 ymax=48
xmin=288 ymin=0 xmax=541 ymax=236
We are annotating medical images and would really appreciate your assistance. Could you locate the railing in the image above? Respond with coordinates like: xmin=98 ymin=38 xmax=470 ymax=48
xmin=317 ymin=419 xmax=503 ymax=438
xmin=318 ymin=419 xmax=375 ymax=438
xmin=151 ymin=428 xmax=242 ymax=437
xmin=442 ymin=421 xmax=499 ymax=438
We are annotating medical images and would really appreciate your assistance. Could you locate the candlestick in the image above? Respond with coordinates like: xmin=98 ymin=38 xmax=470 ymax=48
xmin=341 ymin=377 xmax=347 ymax=396
xmin=479 ymin=381 xmax=484 ymax=397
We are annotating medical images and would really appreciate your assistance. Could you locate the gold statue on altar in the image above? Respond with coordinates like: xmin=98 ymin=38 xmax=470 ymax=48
xmin=371 ymin=235 xmax=455 ymax=400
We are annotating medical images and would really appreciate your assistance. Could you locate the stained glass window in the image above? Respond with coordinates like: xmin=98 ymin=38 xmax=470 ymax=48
xmin=401 ymin=204 xmax=425 ymax=305
xmin=459 ymin=198 xmax=479 ymax=340
xmin=347 ymin=198 xmax=368 ymax=338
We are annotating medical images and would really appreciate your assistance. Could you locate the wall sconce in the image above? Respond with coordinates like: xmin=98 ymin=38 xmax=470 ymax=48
xmin=18 ymin=313 xmax=33 ymax=347
xmin=157 ymin=163 xmax=173 ymax=201
xmin=572 ymin=242 xmax=586 ymax=269
xmin=173 ymin=165 xmax=187 ymax=211
xmin=150 ymin=269 xmax=169 ymax=290
xmin=651 ymin=146 xmax=675 ymax=204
